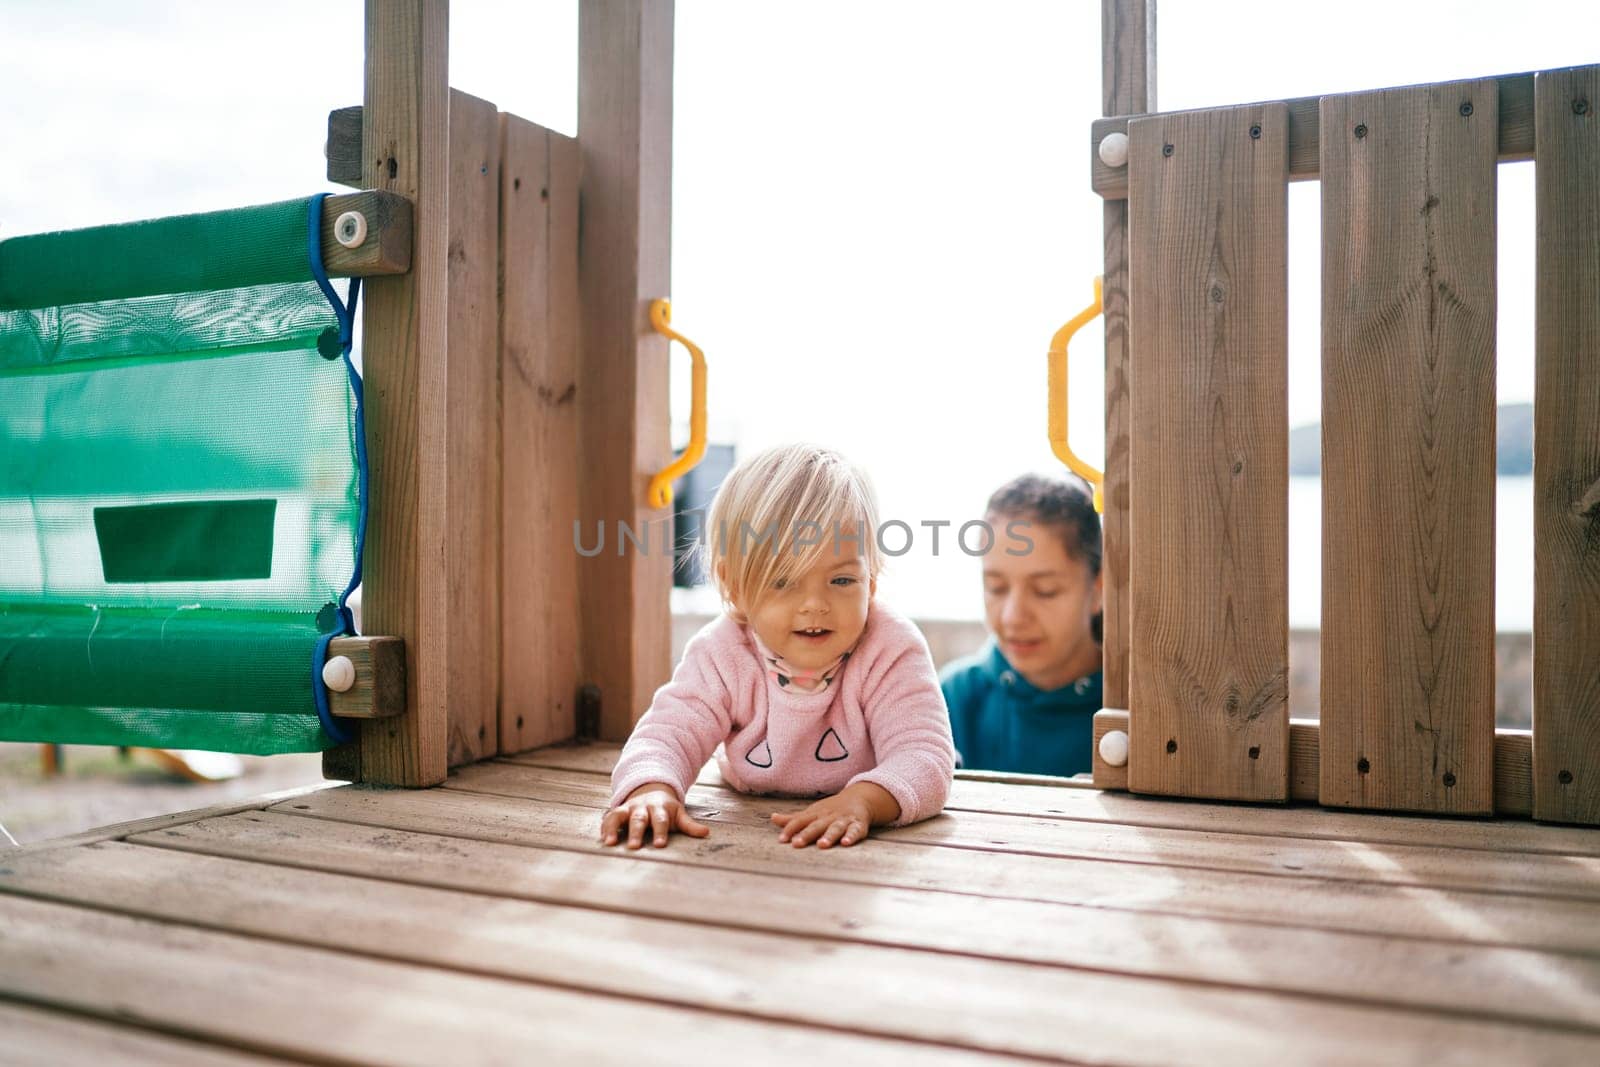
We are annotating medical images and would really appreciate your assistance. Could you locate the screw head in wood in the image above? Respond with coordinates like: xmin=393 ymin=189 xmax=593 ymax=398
xmin=1248 ymin=124 xmax=1262 ymax=140
xmin=334 ymin=210 xmax=368 ymax=249
xmin=1098 ymin=729 xmax=1129 ymax=768
xmin=1098 ymin=131 xmax=1130 ymax=168
xmin=1165 ymin=738 xmax=1178 ymax=754
xmin=1354 ymin=123 xmax=1368 ymax=139
xmin=1560 ymin=769 xmax=1575 ymax=784
xmin=1576 ymin=99 xmax=1591 ymax=116
xmin=1162 ymin=143 xmax=1175 ymax=157
xmin=322 ymin=655 xmax=357 ymax=693
xmin=1459 ymin=101 xmax=1474 ymax=117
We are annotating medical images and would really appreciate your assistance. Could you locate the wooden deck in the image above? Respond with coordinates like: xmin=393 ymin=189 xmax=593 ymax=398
xmin=4 ymin=743 xmax=1600 ymax=1065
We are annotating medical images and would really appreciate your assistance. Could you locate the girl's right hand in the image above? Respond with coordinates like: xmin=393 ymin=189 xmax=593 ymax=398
xmin=599 ymin=783 xmax=712 ymax=849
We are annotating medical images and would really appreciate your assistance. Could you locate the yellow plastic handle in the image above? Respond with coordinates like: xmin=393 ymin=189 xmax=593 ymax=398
xmin=1047 ymin=276 xmax=1106 ymax=513
xmin=646 ymin=298 xmax=708 ymax=509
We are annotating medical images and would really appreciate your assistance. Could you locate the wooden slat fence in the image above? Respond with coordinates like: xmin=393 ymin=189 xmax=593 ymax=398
xmin=1109 ymin=65 xmax=1600 ymax=824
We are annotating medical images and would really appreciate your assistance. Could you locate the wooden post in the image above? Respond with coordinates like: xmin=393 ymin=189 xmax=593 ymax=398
xmin=1099 ymin=0 xmax=1155 ymax=715
xmin=1126 ymin=103 xmax=1291 ymax=803
xmin=1533 ymin=65 xmax=1600 ymax=825
xmin=577 ymin=0 xmax=675 ymax=742
xmin=500 ymin=115 xmax=584 ymax=754
xmin=325 ymin=0 xmax=451 ymax=786
xmin=1319 ymin=81 xmax=1498 ymax=815
xmin=444 ymin=89 xmax=502 ymax=768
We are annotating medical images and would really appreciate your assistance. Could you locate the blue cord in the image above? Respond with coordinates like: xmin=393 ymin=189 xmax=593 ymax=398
xmin=306 ymin=192 xmax=367 ymax=746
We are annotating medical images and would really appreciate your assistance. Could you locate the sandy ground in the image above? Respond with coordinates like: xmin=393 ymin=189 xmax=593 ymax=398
xmin=0 ymin=743 xmax=327 ymax=847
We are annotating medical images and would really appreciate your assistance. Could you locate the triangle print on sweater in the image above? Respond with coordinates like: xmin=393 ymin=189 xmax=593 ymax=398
xmin=815 ymin=728 xmax=849 ymax=762
xmin=745 ymin=740 xmax=773 ymax=768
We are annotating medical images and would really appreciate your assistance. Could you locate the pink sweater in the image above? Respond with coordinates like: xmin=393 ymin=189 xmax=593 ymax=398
xmin=610 ymin=601 xmax=955 ymax=826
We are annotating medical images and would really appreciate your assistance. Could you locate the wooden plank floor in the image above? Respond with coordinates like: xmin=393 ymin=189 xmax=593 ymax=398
xmin=3 ymin=743 xmax=1600 ymax=1065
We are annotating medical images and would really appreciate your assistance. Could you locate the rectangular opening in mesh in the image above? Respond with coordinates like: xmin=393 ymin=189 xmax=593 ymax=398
xmin=94 ymin=499 xmax=276 ymax=582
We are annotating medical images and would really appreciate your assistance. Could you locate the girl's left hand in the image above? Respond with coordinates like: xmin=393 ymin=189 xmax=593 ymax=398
xmin=770 ymin=782 xmax=898 ymax=848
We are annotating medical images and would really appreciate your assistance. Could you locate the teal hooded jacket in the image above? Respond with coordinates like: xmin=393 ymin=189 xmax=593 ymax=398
xmin=940 ymin=642 xmax=1102 ymax=776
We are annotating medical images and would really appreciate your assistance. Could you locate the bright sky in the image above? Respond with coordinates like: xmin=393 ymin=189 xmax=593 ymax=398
xmin=2 ymin=1 xmax=1590 ymax=621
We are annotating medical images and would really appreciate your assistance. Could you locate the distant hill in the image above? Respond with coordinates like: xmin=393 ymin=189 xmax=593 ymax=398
xmin=1288 ymin=402 xmax=1532 ymax=476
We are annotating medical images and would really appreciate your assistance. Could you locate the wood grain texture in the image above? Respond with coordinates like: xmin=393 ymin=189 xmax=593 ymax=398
xmin=1091 ymin=709 xmax=1536 ymax=818
xmin=1101 ymin=0 xmax=1156 ymax=116
xmin=577 ymin=0 xmax=675 ymax=741
xmin=0 ymin=1003 xmax=294 ymax=1066
xmin=326 ymin=635 xmax=406 ymax=719
xmin=1296 ymin=721 xmax=1530 ymax=816
xmin=1102 ymin=198 xmax=1134 ymax=708
xmin=323 ymin=0 xmax=452 ymax=786
xmin=320 ymin=190 xmax=412 ymax=276
xmin=503 ymin=739 xmax=1585 ymax=853
xmin=1091 ymin=706 xmax=1128 ymax=789
xmin=1091 ymin=71 xmax=1536 ymax=199
xmin=1533 ymin=65 xmax=1600 ymax=825
xmin=4 ymin=782 xmax=336 ymax=857
xmin=0 ymin=894 xmax=984 ymax=1067
xmin=1127 ymin=103 xmax=1291 ymax=802
xmin=263 ymin=785 xmax=1600 ymax=954
xmin=478 ymin=761 xmax=1600 ymax=900
xmin=1290 ymin=717 xmax=1320 ymax=801
xmin=499 ymin=115 xmax=582 ymax=755
xmin=1098 ymin=0 xmax=1155 ymax=711
xmin=442 ymin=89 xmax=502 ymax=768
xmin=141 ymin=810 xmax=1600 ymax=1036
xmin=449 ymin=762 xmax=1600 ymax=901
xmin=325 ymin=105 xmax=364 ymax=187
xmin=1319 ymin=81 xmax=1498 ymax=814
xmin=9 ymin=843 xmax=1600 ymax=1062
xmin=1495 ymin=729 xmax=1534 ymax=819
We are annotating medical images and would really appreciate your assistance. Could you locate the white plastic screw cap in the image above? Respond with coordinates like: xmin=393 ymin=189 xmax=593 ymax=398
xmin=334 ymin=210 xmax=368 ymax=249
xmin=1098 ymin=729 xmax=1130 ymax=767
xmin=322 ymin=655 xmax=357 ymax=693
xmin=1098 ymin=131 xmax=1130 ymax=168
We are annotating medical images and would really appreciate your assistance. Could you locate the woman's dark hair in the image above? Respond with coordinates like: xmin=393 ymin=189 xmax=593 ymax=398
xmin=985 ymin=472 xmax=1103 ymax=643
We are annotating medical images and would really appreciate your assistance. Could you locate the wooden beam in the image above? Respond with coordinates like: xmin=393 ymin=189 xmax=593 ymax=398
xmin=442 ymin=89 xmax=502 ymax=768
xmin=1533 ymin=65 xmax=1600 ymax=825
xmin=326 ymin=105 xmax=365 ymax=187
xmin=577 ymin=0 xmax=675 ymax=742
xmin=1090 ymin=70 xmax=1536 ymax=199
xmin=1094 ymin=710 xmax=1535 ymax=817
xmin=323 ymin=0 xmax=451 ymax=786
xmin=1091 ymin=707 xmax=1128 ymax=791
xmin=327 ymin=636 xmax=407 ymax=720
xmin=1319 ymin=81 xmax=1498 ymax=815
xmin=1101 ymin=0 xmax=1155 ymax=117
xmin=319 ymin=190 xmax=412 ymax=277
xmin=500 ymin=115 xmax=583 ymax=755
xmin=1494 ymin=730 xmax=1534 ymax=819
xmin=1098 ymin=0 xmax=1155 ymax=713
xmin=1127 ymin=103 xmax=1291 ymax=803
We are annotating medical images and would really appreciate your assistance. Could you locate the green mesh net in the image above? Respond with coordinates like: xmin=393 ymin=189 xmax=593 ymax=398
xmin=0 ymin=198 xmax=361 ymax=754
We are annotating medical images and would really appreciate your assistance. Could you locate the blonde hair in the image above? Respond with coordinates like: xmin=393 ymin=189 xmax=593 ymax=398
xmin=701 ymin=444 xmax=882 ymax=620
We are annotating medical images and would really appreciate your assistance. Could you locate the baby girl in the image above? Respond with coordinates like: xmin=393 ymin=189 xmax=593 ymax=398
xmin=602 ymin=444 xmax=954 ymax=850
